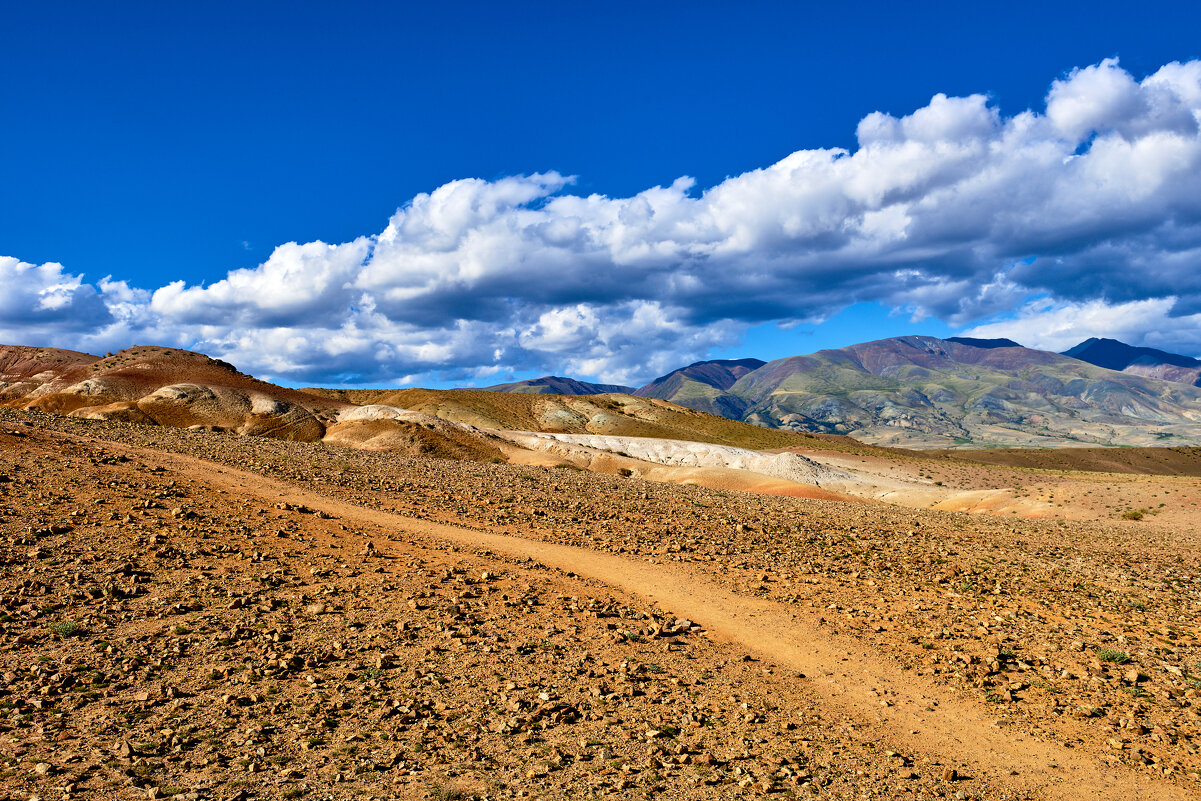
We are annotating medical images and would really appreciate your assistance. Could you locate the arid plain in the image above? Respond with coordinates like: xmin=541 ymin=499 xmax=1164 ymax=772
xmin=0 ymin=345 xmax=1199 ymax=801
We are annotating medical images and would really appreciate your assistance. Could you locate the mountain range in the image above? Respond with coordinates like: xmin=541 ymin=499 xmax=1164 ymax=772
xmin=486 ymin=336 xmax=1201 ymax=448
xmin=6 ymin=335 xmax=1201 ymax=449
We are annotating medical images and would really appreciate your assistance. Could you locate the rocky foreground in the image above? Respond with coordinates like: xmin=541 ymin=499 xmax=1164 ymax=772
xmin=1 ymin=408 xmax=1199 ymax=800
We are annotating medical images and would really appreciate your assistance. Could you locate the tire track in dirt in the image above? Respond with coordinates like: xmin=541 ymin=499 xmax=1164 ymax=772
xmin=81 ymin=435 xmax=1194 ymax=801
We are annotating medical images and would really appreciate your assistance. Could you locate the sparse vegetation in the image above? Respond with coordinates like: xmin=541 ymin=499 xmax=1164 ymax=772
xmin=1097 ymin=648 xmax=1132 ymax=664
xmin=426 ymin=783 xmax=469 ymax=801
xmin=48 ymin=620 xmax=80 ymax=638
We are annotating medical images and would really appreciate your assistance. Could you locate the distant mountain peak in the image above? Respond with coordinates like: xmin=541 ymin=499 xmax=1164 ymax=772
xmin=637 ymin=358 xmax=766 ymax=394
xmin=1063 ymin=338 xmax=1201 ymax=371
xmin=482 ymin=375 xmax=634 ymax=395
xmin=682 ymin=357 xmax=767 ymax=371
xmin=945 ymin=336 xmax=1023 ymax=349
xmin=632 ymin=358 xmax=765 ymax=418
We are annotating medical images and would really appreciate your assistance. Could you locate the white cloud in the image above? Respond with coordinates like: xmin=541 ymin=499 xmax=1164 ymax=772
xmin=3 ymin=58 xmax=1201 ymax=384
xmin=150 ymin=239 xmax=372 ymax=327
xmin=963 ymin=297 xmax=1201 ymax=356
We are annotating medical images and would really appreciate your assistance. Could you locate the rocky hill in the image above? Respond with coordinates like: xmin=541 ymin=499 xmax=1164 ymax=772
xmin=0 ymin=344 xmax=347 ymax=440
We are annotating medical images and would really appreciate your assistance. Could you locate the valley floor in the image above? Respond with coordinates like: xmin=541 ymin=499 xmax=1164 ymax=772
xmin=0 ymin=408 xmax=1199 ymax=800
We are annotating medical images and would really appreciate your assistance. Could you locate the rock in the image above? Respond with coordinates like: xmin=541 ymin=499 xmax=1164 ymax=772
xmin=33 ymin=761 xmax=53 ymax=775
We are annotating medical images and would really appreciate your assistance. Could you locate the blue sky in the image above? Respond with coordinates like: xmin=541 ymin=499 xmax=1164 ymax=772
xmin=2 ymin=1 xmax=1200 ymax=386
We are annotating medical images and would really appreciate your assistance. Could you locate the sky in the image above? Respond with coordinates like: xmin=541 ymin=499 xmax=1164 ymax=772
xmin=2 ymin=1 xmax=1200 ymax=387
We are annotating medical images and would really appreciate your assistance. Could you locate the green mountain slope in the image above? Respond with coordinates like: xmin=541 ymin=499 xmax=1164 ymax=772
xmin=721 ymin=337 xmax=1201 ymax=448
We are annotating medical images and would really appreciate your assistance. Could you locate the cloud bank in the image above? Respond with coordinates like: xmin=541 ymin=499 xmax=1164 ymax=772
xmin=3 ymin=58 xmax=1201 ymax=384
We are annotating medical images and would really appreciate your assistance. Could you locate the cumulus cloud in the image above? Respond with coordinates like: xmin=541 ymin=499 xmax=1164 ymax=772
xmin=0 ymin=257 xmax=125 ymax=356
xmin=149 ymin=239 xmax=375 ymax=329
xmin=0 ymin=258 xmax=111 ymax=330
xmin=2 ymin=58 xmax=1201 ymax=383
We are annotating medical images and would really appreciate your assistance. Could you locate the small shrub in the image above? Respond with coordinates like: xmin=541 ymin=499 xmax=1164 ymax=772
xmin=616 ymin=467 xmax=633 ymax=477
xmin=48 ymin=620 xmax=80 ymax=638
xmin=427 ymin=783 xmax=468 ymax=801
xmin=1121 ymin=509 xmax=1144 ymax=521
xmin=1097 ymin=648 xmax=1131 ymax=664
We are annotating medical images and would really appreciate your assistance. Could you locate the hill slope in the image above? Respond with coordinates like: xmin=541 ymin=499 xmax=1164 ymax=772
xmin=302 ymin=386 xmax=867 ymax=452
xmin=0 ymin=344 xmax=348 ymax=440
xmin=1063 ymin=337 xmax=1201 ymax=387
